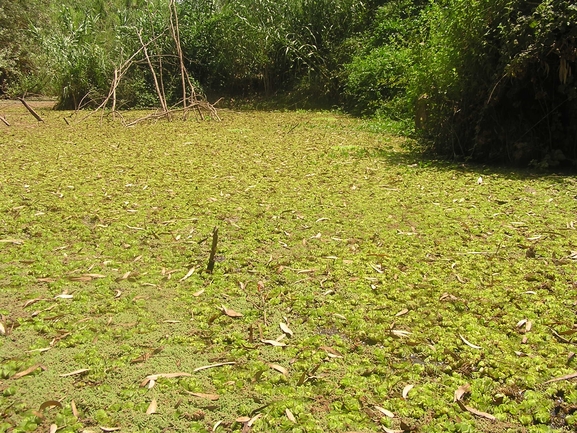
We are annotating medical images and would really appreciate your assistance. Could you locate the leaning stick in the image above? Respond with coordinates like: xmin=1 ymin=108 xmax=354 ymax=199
xmin=206 ymin=226 xmax=219 ymax=273
xmin=137 ymin=30 xmax=168 ymax=114
xmin=0 ymin=115 xmax=9 ymax=126
xmin=18 ymin=98 xmax=44 ymax=122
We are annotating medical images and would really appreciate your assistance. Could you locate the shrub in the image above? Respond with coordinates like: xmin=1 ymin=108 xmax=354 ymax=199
xmin=414 ymin=0 xmax=577 ymax=166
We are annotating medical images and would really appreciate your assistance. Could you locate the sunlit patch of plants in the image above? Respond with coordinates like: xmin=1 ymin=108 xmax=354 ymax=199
xmin=1 ymin=103 xmax=577 ymax=432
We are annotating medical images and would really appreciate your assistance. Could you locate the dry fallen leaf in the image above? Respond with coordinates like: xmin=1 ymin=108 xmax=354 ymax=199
xmin=261 ymin=339 xmax=287 ymax=347
xmin=193 ymin=289 xmax=205 ymax=297
xmin=458 ymin=401 xmax=496 ymax=420
xmin=0 ymin=322 xmax=5 ymax=336
xmin=71 ymin=400 xmax=79 ymax=418
xmin=286 ymin=408 xmax=297 ymax=423
xmin=269 ymin=363 xmax=288 ymax=375
xmin=213 ymin=420 xmax=223 ymax=432
xmin=23 ymin=298 xmax=46 ymax=308
xmin=193 ymin=362 xmax=236 ymax=372
xmin=12 ymin=364 xmax=46 ymax=379
xmin=319 ymin=346 xmax=343 ymax=358
xmin=222 ymin=305 xmax=243 ymax=318
xmin=55 ymin=293 xmax=74 ymax=299
xmin=374 ymin=405 xmax=395 ymax=418
xmin=186 ymin=392 xmax=220 ymax=401
xmin=146 ymin=398 xmax=157 ymax=414
xmin=543 ymin=371 xmax=577 ymax=384
xmin=179 ymin=267 xmax=195 ymax=282
xmin=247 ymin=413 xmax=262 ymax=427
xmin=39 ymin=401 xmax=63 ymax=411
xmin=236 ymin=416 xmax=251 ymax=423
xmin=60 ymin=368 xmax=90 ymax=377
xmin=100 ymin=427 xmax=121 ymax=432
xmin=402 ymin=384 xmax=414 ymax=399
xmin=391 ymin=329 xmax=411 ymax=337
xmin=382 ymin=427 xmax=403 ymax=433
xmin=459 ymin=334 xmax=482 ymax=349
xmin=0 ymin=238 xmax=24 ymax=244
xmin=395 ymin=308 xmax=409 ymax=317
xmin=280 ymin=322 xmax=293 ymax=336
xmin=454 ymin=383 xmax=471 ymax=402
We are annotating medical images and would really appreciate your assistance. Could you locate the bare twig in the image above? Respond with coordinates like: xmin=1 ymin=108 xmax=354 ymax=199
xmin=0 ymin=115 xmax=9 ymax=126
xmin=169 ymin=0 xmax=188 ymax=110
xmin=137 ymin=29 xmax=168 ymax=114
xmin=18 ymin=98 xmax=43 ymax=122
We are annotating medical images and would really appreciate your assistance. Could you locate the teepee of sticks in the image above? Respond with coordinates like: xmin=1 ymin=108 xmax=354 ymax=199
xmin=87 ymin=0 xmax=219 ymax=125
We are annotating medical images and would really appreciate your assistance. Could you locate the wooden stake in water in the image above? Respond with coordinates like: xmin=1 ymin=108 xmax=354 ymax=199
xmin=207 ymin=226 xmax=218 ymax=273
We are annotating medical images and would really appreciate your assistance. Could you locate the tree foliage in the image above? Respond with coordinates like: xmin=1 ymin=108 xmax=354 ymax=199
xmin=2 ymin=0 xmax=576 ymax=166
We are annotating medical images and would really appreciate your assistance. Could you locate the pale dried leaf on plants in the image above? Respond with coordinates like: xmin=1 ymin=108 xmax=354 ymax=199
xmin=286 ymin=408 xmax=297 ymax=423
xmin=100 ymin=427 xmax=121 ymax=432
xmin=141 ymin=372 xmax=192 ymax=387
xmin=374 ymin=405 xmax=394 ymax=417
xmin=0 ymin=322 xmax=5 ymax=336
xmin=280 ymin=322 xmax=293 ymax=336
xmin=39 ymin=401 xmax=63 ymax=411
xmin=27 ymin=347 xmax=50 ymax=353
xmin=543 ymin=371 xmax=577 ymax=384
xmin=236 ymin=416 xmax=251 ymax=423
xmin=146 ymin=398 xmax=157 ymax=414
xmin=193 ymin=362 xmax=236 ymax=372
xmin=179 ymin=267 xmax=195 ymax=282
xmin=186 ymin=392 xmax=219 ymax=401
xmin=525 ymin=320 xmax=532 ymax=332
xmin=248 ymin=413 xmax=262 ymax=427
xmin=402 ymin=384 xmax=414 ymax=399
xmin=83 ymin=273 xmax=106 ymax=279
xmin=213 ymin=420 xmax=223 ymax=432
xmin=261 ymin=339 xmax=287 ymax=347
xmin=0 ymin=238 xmax=24 ymax=244
xmin=71 ymin=400 xmax=79 ymax=418
xmin=193 ymin=289 xmax=205 ymax=297
xmin=269 ymin=363 xmax=288 ymax=375
xmin=55 ymin=293 xmax=73 ymax=299
xmin=320 ymin=346 xmax=343 ymax=358
xmin=391 ymin=329 xmax=411 ymax=337
xmin=454 ymin=383 xmax=471 ymax=402
xmin=516 ymin=319 xmax=527 ymax=328
xmin=383 ymin=427 xmax=403 ymax=433
xmin=60 ymin=368 xmax=89 ymax=377
xmin=13 ymin=364 xmax=46 ymax=379
xmin=459 ymin=334 xmax=482 ymax=349
xmin=23 ymin=298 xmax=46 ymax=308
xmin=222 ymin=305 xmax=243 ymax=318
xmin=50 ymin=424 xmax=57 ymax=433
xmin=457 ymin=401 xmax=495 ymax=420
xmin=395 ymin=308 xmax=409 ymax=317
xmin=440 ymin=292 xmax=458 ymax=301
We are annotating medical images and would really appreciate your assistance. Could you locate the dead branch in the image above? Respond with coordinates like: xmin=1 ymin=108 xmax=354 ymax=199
xmin=169 ymin=0 xmax=188 ymax=109
xmin=0 ymin=115 xmax=9 ymax=126
xmin=77 ymin=33 xmax=164 ymax=123
xmin=125 ymin=99 xmax=221 ymax=126
xmin=18 ymin=98 xmax=44 ymax=122
xmin=207 ymin=226 xmax=219 ymax=273
xmin=137 ymin=29 xmax=168 ymax=114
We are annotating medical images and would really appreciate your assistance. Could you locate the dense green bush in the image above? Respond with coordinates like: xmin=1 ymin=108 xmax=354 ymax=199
xmin=342 ymin=1 xmax=425 ymax=118
xmin=0 ymin=0 xmax=48 ymax=97
xmin=414 ymin=0 xmax=577 ymax=166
